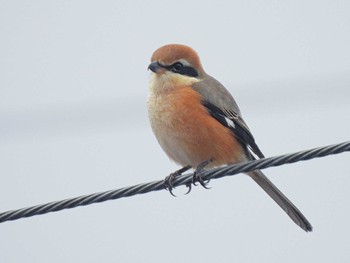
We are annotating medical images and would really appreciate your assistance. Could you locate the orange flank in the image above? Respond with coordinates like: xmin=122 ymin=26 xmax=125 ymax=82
xmin=148 ymin=85 xmax=245 ymax=168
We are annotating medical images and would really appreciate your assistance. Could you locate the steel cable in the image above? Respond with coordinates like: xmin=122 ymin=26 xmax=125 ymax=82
xmin=0 ymin=141 xmax=349 ymax=224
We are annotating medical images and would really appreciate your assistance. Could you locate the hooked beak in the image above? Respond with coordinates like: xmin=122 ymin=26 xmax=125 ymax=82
xmin=148 ymin=61 xmax=163 ymax=73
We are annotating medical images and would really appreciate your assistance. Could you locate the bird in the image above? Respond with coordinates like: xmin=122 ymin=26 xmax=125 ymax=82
xmin=147 ymin=43 xmax=312 ymax=232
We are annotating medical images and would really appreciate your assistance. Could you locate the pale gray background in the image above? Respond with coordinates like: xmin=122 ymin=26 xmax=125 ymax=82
xmin=1 ymin=1 xmax=350 ymax=262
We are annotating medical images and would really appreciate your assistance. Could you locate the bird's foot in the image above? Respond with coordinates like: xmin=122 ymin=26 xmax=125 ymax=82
xmin=164 ymin=165 xmax=191 ymax=196
xmin=185 ymin=159 xmax=213 ymax=194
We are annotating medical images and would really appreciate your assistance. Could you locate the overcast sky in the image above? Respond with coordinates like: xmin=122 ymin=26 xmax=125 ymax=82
xmin=1 ymin=1 xmax=350 ymax=262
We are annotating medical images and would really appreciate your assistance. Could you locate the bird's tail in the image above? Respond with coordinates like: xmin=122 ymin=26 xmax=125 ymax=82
xmin=248 ymin=170 xmax=312 ymax=232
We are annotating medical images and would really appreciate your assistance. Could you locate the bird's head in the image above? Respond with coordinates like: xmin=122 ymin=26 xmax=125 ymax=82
xmin=148 ymin=44 xmax=205 ymax=90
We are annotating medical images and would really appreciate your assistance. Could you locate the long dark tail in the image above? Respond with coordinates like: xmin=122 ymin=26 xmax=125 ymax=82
xmin=248 ymin=170 xmax=312 ymax=232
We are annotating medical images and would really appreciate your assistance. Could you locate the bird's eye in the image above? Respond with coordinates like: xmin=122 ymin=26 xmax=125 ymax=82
xmin=172 ymin=62 xmax=184 ymax=72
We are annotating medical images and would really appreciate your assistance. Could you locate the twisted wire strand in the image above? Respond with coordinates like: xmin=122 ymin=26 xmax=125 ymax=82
xmin=0 ymin=141 xmax=349 ymax=224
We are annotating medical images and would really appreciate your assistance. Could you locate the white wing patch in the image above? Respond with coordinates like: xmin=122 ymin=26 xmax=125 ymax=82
xmin=224 ymin=116 xmax=235 ymax=128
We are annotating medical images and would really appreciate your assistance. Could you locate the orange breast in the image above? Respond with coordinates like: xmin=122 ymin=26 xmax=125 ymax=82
xmin=148 ymin=86 xmax=246 ymax=168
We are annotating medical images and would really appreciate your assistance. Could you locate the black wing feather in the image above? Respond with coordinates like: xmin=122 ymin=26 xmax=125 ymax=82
xmin=202 ymin=100 xmax=265 ymax=159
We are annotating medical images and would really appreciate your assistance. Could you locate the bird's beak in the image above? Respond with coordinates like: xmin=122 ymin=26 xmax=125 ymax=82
xmin=148 ymin=61 xmax=163 ymax=73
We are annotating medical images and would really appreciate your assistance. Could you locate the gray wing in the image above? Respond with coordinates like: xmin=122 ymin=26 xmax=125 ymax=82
xmin=192 ymin=75 xmax=264 ymax=159
xmin=193 ymin=76 xmax=313 ymax=232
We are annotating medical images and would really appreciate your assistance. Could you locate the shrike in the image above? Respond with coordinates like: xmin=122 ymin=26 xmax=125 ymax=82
xmin=147 ymin=44 xmax=312 ymax=232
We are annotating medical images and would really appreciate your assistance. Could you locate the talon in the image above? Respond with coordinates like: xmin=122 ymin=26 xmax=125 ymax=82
xmin=193 ymin=172 xmax=210 ymax=189
xmin=164 ymin=173 xmax=174 ymax=189
xmin=190 ymin=159 xmax=213 ymax=191
xmin=197 ymin=177 xmax=211 ymax=189
xmin=185 ymin=182 xmax=192 ymax=195
xmin=163 ymin=165 xmax=191 ymax=196
xmin=168 ymin=188 xmax=176 ymax=197
xmin=163 ymin=173 xmax=177 ymax=196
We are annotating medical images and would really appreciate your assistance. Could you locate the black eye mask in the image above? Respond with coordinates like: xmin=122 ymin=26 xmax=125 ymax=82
xmin=164 ymin=62 xmax=199 ymax=77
